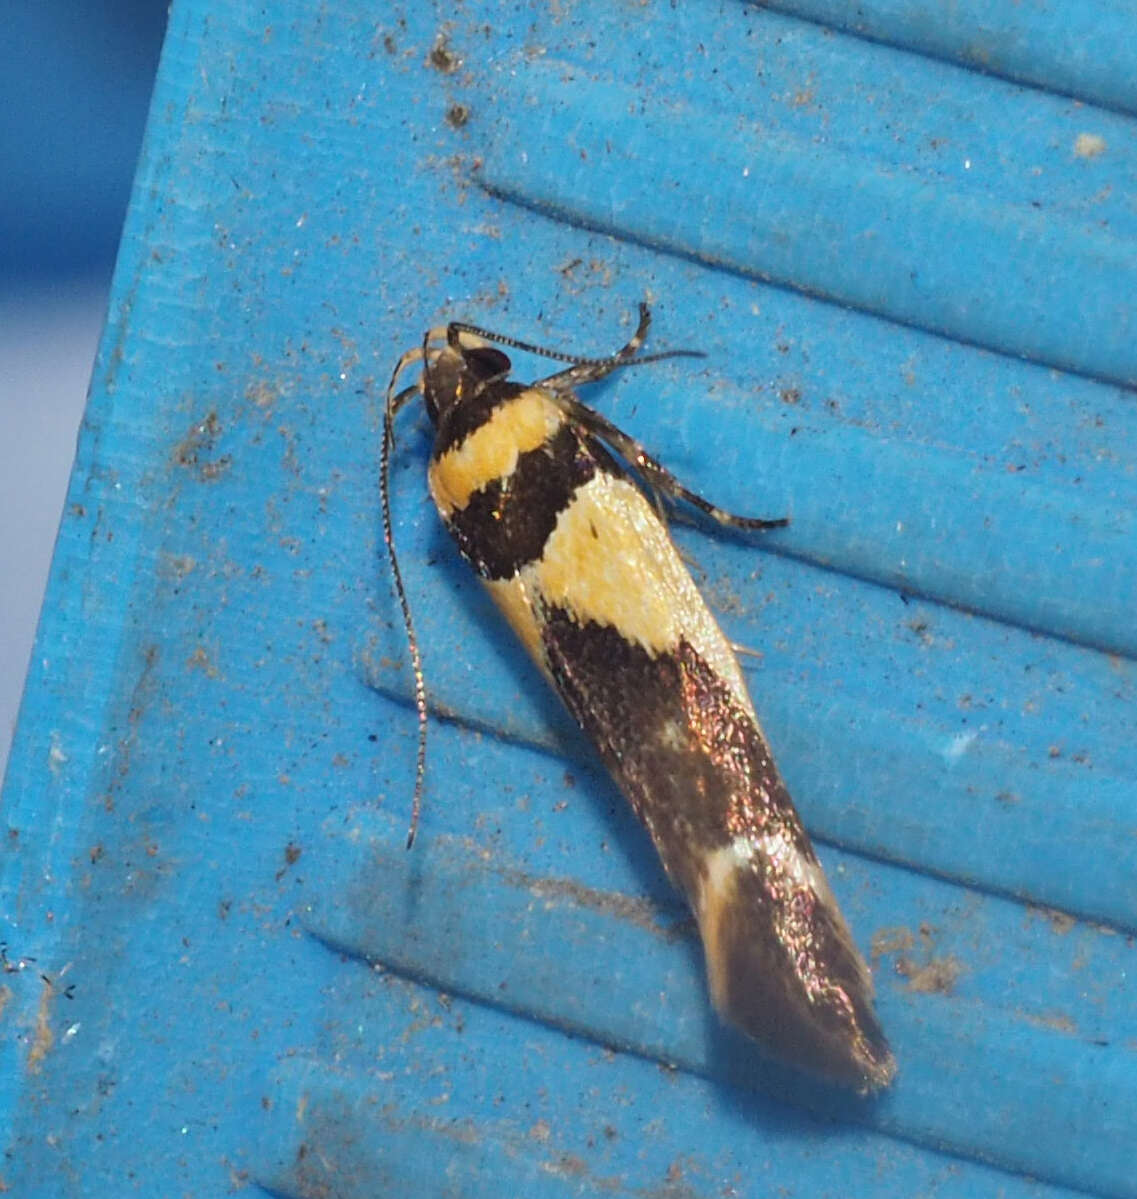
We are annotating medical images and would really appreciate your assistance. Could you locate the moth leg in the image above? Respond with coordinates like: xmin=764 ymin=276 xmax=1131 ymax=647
xmin=553 ymin=393 xmax=790 ymax=532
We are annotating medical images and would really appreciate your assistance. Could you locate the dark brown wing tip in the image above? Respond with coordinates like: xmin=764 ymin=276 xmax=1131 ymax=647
xmin=720 ymin=964 xmax=897 ymax=1095
xmin=704 ymin=859 xmax=897 ymax=1094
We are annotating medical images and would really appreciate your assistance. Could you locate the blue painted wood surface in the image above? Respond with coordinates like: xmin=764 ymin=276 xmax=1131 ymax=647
xmin=2 ymin=1 xmax=1135 ymax=1196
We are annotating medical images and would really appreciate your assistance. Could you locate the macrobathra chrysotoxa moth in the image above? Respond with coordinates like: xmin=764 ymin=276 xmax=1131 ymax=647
xmin=382 ymin=303 xmax=895 ymax=1092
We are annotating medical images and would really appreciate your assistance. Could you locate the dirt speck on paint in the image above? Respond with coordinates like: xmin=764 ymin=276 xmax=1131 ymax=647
xmin=873 ymin=923 xmax=963 ymax=995
xmin=428 ymin=31 xmax=461 ymax=74
xmin=164 ymin=553 xmax=197 ymax=579
xmin=499 ymin=864 xmax=685 ymax=942
xmin=871 ymin=926 xmax=915 ymax=960
xmin=899 ymin=955 xmax=963 ymax=995
xmin=275 ymin=842 xmax=303 ymax=881
xmin=186 ymin=646 xmax=219 ymax=677
xmin=245 ymin=380 xmax=279 ymax=411
xmin=173 ymin=411 xmax=231 ymax=481
xmin=1026 ymin=904 xmax=1077 ymax=935
xmin=541 ymin=1150 xmax=627 ymax=1194
xmin=554 ymin=1154 xmax=588 ymax=1177
xmin=174 ymin=411 xmax=219 ymax=464
xmin=26 ymin=977 xmax=55 ymax=1073
xmin=99 ymin=645 xmax=159 ymax=811
xmin=1022 ymin=1009 xmax=1077 ymax=1036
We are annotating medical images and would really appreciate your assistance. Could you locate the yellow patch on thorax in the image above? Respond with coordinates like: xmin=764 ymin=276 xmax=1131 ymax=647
xmin=429 ymin=389 xmax=563 ymax=516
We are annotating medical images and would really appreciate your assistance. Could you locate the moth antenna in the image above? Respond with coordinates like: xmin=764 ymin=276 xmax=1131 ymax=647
xmin=454 ymin=303 xmax=704 ymax=390
xmin=454 ymin=299 xmax=653 ymax=363
xmin=448 ymin=320 xmax=613 ymax=366
xmin=382 ymin=348 xmax=431 ymax=849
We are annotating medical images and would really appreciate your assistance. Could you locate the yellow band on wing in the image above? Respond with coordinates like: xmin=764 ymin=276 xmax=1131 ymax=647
xmin=429 ymin=389 xmax=564 ymax=516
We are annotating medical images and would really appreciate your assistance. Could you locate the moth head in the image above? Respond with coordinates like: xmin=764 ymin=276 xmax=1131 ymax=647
xmin=422 ymin=326 xmax=513 ymax=425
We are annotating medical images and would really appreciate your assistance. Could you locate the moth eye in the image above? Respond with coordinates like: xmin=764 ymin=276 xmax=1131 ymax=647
xmin=462 ymin=346 xmax=512 ymax=379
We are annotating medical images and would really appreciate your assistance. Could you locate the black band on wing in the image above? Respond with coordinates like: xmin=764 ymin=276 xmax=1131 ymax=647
xmin=537 ymin=611 xmax=772 ymax=891
xmin=442 ymin=423 xmax=623 ymax=581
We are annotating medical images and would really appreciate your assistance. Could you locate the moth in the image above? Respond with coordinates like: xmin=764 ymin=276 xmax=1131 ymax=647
xmin=382 ymin=303 xmax=895 ymax=1092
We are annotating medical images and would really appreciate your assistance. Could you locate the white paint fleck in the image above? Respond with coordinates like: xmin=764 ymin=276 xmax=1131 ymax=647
xmin=48 ymin=732 xmax=68 ymax=775
xmin=1074 ymin=133 xmax=1106 ymax=159
xmin=943 ymin=730 xmax=977 ymax=763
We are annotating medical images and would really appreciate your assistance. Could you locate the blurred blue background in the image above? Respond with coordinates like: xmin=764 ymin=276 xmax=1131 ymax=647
xmin=0 ymin=2 xmax=167 ymax=775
